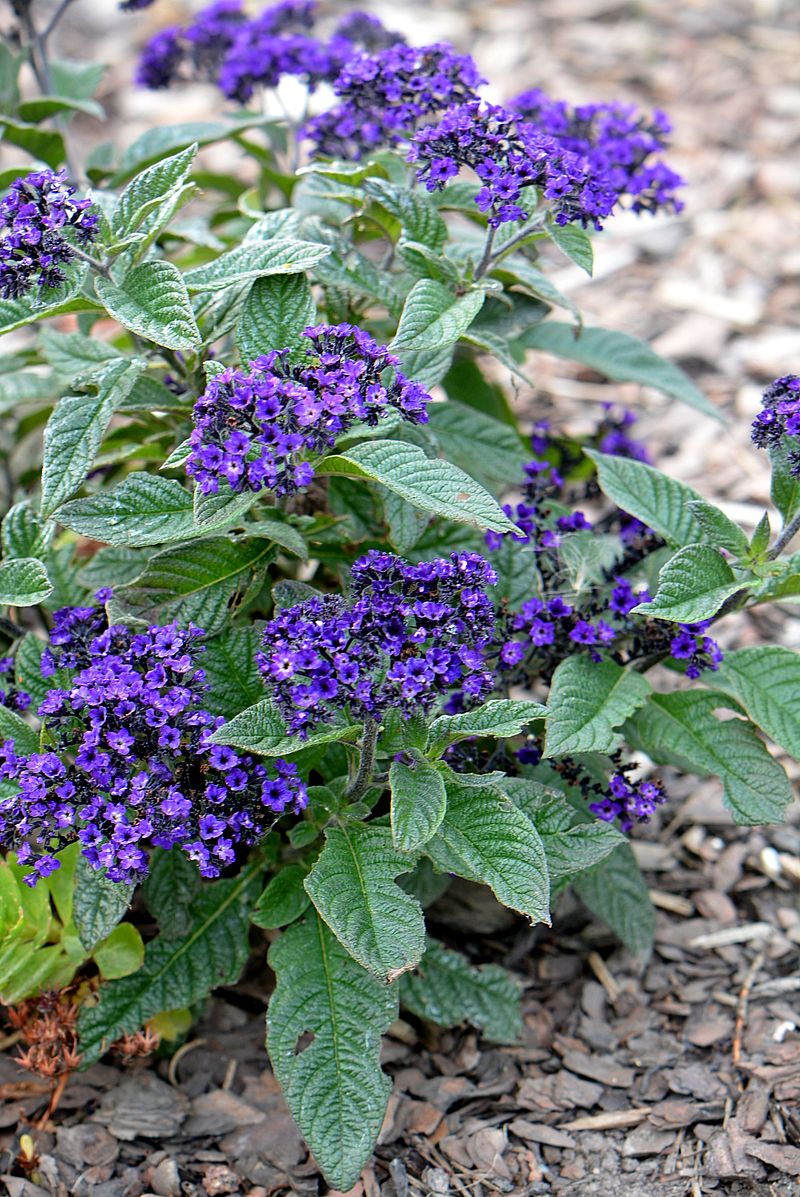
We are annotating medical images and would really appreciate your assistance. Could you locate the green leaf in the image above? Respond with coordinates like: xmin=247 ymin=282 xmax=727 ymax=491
xmin=585 ymin=450 xmax=707 ymax=546
xmin=40 ymin=328 xmax=121 ymax=379
xmin=184 ymin=241 xmax=332 ymax=292
xmin=428 ymin=699 xmax=547 ymax=758
xmin=141 ymin=849 xmax=200 ymax=940
xmin=94 ymin=923 xmax=145 ymax=980
xmin=426 ymin=402 xmax=527 ymax=492
xmin=559 ymin=530 xmax=623 ymax=592
xmin=708 ymin=646 xmax=800 ymax=759
xmin=115 ymin=537 xmax=273 ymax=634
xmin=110 ymin=116 xmax=279 ymax=184
xmin=382 ymin=488 xmax=430 ymax=554
xmin=210 ymin=698 xmax=359 ymax=757
xmin=389 ymin=759 xmax=447 ymax=853
xmin=426 ymin=780 xmax=549 ymax=922
xmin=267 ymin=912 xmax=398 ymax=1191
xmin=237 ymin=273 xmax=315 ymax=361
xmin=629 ymin=691 xmax=793 ymax=825
xmin=400 ymin=939 xmax=522 ymax=1044
xmin=56 ymin=473 xmax=251 ymax=547
xmin=366 ymin=179 xmax=447 ymax=250
xmin=112 ymin=143 xmax=197 ymax=240
xmin=0 ymin=118 xmax=65 ymax=169
xmin=0 ymin=263 xmax=96 ymax=336
xmin=252 ymin=865 xmax=310 ymax=929
xmin=201 ymin=626 xmax=265 ymax=721
xmin=0 ymin=698 xmax=40 ymax=754
xmin=40 ymin=359 xmax=145 ymax=518
xmin=49 ymin=58 xmax=105 ymax=101
xmin=73 ymin=856 xmax=133 ymax=953
xmin=304 ymin=824 xmax=424 ymax=980
xmin=78 ymin=865 xmax=259 ymax=1064
xmin=573 ymin=845 xmax=655 ymax=955
xmin=392 ymin=279 xmax=487 ymax=354
xmin=503 ymin=777 xmax=628 ymax=882
xmin=318 ymin=439 xmax=519 ymax=535
xmin=546 ymin=221 xmax=594 ymax=274
xmin=95 ymin=261 xmax=201 ymax=352
xmin=686 ymin=500 xmax=749 ymax=557
xmin=631 ymin=544 xmax=745 ymax=623
xmin=544 ymin=658 xmax=652 ymax=757
xmin=0 ymin=557 xmax=52 ymax=607
xmin=521 ymin=324 xmax=721 ymax=420
xmin=494 ymin=256 xmax=581 ymax=321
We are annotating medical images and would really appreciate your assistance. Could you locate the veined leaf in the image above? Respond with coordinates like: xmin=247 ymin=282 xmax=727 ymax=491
xmin=39 ymin=328 xmax=121 ymax=379
xmin=40 ymin=358 xmax=145 ymax=518
xmin=78 ymin=865 xmax=259 ymax=1064
xmin=392 ymin=279 xmax=486 ymax=354
xmin=426 ymin=780 xmax=549 ymax=922
xmin=631 ymin=543 xmax=747 ymax=623
xmin=184 ymin=241 xmax=332 ymax=292
xmin=573 ymin=844 xmax=655 ymax=955
xmin=501 ymin=777 xmax=627 ymax=881
xmin=585 ymin=449 xmax=707 ymax=546
xmin=1 ymin=502 xmax=52 ymax=561
xmin=201 ymin=626 xmax=265 ymax=721
xmin=426 ymin=402 xmax=528 ymax=492
xmin=0 ymin=701 xmax=39 ymax=754
xmin=544 ymin=657 xmax=652 ymax=757
xmin=141 ymin=849 xmax=200 ymax=941
xmin=112 ymin=142 xmax=197 ymax=240
xmin=400 ymin=938 xmax=522 ymax=1044
xmin=0 ymin=557 xmax=52 ymax=607
xmin=304 ymin=823 xmax=424 ymax=980
xmin=73 ymin=856 xmax=133 ymax=953
xmin=318 ymin=439 xmax=519 ymax=535
xmin=428 ymin=699 xmax=547 ymax=758
xmin=0 ymin=264 xmax=97 ymax=336
xmin=687 ymin=500 xmax=749 ymax=557
xmin=95 ymin=261 xmax=201 ymax=352
xmin=209 ymin=698 xmax=359 ymax=757
xmin=252 ymin=865 xmax=310 ymax=929
xmin=237 ymin=273 xmax=315 ymax=361
xmin=705 ymin=646 xmax=800 ymax=759
xmin=267 ymin=912 xmax=398 ymax=1191
xmin=546 ymin=221 xmax=593 ymax=274
xmin=389 ymin=760 xmax=447 ymax=853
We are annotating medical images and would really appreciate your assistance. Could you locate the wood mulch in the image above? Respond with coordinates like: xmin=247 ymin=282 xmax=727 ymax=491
xmin=2 ymin=0 xmax=800 ymax=1193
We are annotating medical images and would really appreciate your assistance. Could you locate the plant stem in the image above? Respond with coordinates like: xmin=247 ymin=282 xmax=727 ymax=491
xmin=69 ymin=244 xmax=112 ymax=279
xmin=488 ymin=212 xmax=549 ymax=268
xmin=473 ymin=225 xmax=496 ymax=280
xmin=768 ymin=509 xmax=800 ymax=560
xmin=345 ymin=717 xmax=379 ymax=802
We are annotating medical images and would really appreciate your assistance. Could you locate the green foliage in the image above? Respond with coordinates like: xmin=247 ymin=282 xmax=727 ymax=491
xmin=400 ymin=938 xmax=522 ymax=1043
xmin=389 ymin=759 xmax=447 ymax=852
xmin=0 ymin=557 xmax=52 ymax=606
xmin=632 ymin=544 xmax=749 ymax=623
xmin=545 ymin=658 xmax=651 ymax=757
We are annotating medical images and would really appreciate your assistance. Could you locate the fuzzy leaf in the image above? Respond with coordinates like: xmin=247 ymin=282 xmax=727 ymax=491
xmin=629 ymin=691 xmax=793 ymax=825
xmin=73 ymin=856 xmax=133 ymax=953
xmin=141 ymin=848 xmax=200 ymax=940
xmin=631 ymin=543 xmax=746 ymax=623
xmin=267 ymin=912 xmax=398 ymax=1191
xmin=585 ymin=449 xmax=707 ymax=546
xmin=544 ymin=657 xmax=652 ymax=757
xmin=392 ymin=279 xmax=486 ymax=354
xmin=252 ymin=865 xmax=310 ymax=929
xmin=78 ymin=865 xmax=259 ymax=1064
xmin=705 ymin=646 xmax=800 ymax=760
xmin=318 ymin=439 xmax=519 ymax=535
xmin=237 ymin=273 xmax=315 ymax=361
xmin=426 ymin=402 xmax=528 ymax=492
xmin=573 ymin=844 xmax=655 ymax=954
xmin=686 ymin=500 xmax=749 ymax=557
xmin=112 ymin=143 xmax=197 ymax=239
xmin=304 ymin=823 xmax=424 ymax=980
xmin=522 ymin=323 xmax=720 ymax=419
xmin=0 ymin=702 xmax=39 ymax=754
xmin=426 ymin=780 xmax=549 ymax=922
xmin=0 ymin=557 xmax=52 ymax=607
xmin=400 ymin=938 xmax=523 ymax=1044
xmin=184 ymin=241 xmax=331 ymax=292
xmin=546 ymin=222 xmax=594 ymax=273
xmin=95 ymin=261 xmax=201 ymax=351
xmin=210 ymin=698 xmax=359 ymax=756
xmin=428 ymin=699 xmax=547 ymax=758
xmin=200 ymin=626 xmax=265 ymax=721
xmin=389 ymin=759 xmax=447 ymax=853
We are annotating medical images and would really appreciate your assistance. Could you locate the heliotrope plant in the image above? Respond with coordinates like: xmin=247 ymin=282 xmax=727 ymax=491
xmin=0 ymin=0 xmax=799 ymax=1187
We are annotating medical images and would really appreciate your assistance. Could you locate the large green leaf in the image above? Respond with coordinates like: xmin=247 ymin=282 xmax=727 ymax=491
xmin=40 ymin=359 xmax=145 ymax=518
xmin=400 ymin=938 xmax=522 ymax=1044
xmin=1 ymin=502 xmax=52 ymax=561
xmin=366 ymin=179 xmax=448 ymax=250
xmin=629 ymin=691 xmax=793 ymax=825
xmin=427 ymin=699 xmax=547 ymax=758
xmin=573 ymin=844 xmax=655 ymax=955
xmin=95 ymin=261 xmax=201 ymax=351
xmin=209 ymin=698 xmax=359 ymax=757
xmin=201 ymin=626 xmax=265 ymax=720
xmin=236 ymin=273 xmax=315 ymax=361
xmin=318 ymin=439 xmax=519 ymax=535
xmin=426 ymin=780 xmax=549 ymax=922
xmin=706 ymin=646 xmax=800 ymax=759
xmin=40 ymin=328 xmax=121 ymax=379
xmin=267 ymin=912 xmax=398 ymax=1191
xmin=585 ymin=449 xmax=707 ymax=546
xmin=184 ymin=241 xmax=331 ymax=292
xmin=499 ymin=777 xmax=625 ymax=881
xmin=0 ymin=702 xmax=39 ymax=753
xmin=544 ymin=657 xmax=652 ymax=757
xmin=631 ymin=543 xmax=747 ymax=623
xmin=304 ymin=823 xmax=424 ymax=980
xmin=389 ymin=759 xmax=447 ymax=852
xmin=0 ymin=557 xmax=52 ymax=607
xmin=521 ymin=323 xmax=720 ymax=420
xmin=73 ymin=856 xmax=134 ymax=953
xmin=111 ymin=143 xmax=197 ymax=240
xmin=141 ymin=849 xmax=201 ymax=941
xmin=426 ymin=402 xmax=527 ymax=492
xmin=392 ymin=279 xmax=487 ymax=354
xmin=78 ymin=865 xmax=259 ymax=1064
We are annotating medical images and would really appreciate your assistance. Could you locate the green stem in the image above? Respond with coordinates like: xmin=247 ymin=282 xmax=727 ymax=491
xmin=768 ymin=509 xmax=800 ymax=560
xmin=473 ymin=225 xmax=497 ymax=281
xmin=345 ymin=718 xmax=380 ymax=802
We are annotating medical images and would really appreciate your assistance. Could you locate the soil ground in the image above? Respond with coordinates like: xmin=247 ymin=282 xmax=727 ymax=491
xmin=2 ymin=0 xmax=800 ymax=1193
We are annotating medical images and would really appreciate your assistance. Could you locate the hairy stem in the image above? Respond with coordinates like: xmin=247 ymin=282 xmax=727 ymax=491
xmin=473 ymin=225 xmax=497 ymax=281
xmin=345 ymin=717 xmax=380 ymax=802
xmin=768 ymin=509 xmax=800 ymax=560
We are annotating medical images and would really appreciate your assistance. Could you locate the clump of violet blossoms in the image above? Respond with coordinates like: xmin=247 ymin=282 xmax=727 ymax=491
xmin=0 ymin=169 xmax=99 ymax=300
xmin=257 ymin=551 xmax=497 ymax=736
xmin=750 ymin=375 xmax=800 ymax=478
xmin=0 ymin=597 xmax=306 ymax=885
xmin=186 ymin=323 xmax=430 ymax=497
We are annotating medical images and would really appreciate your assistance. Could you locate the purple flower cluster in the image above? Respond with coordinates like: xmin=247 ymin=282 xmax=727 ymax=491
xmin=502 ymin=595 xmax=618 ymax=668
xmin=257 ymin=551 xmax=497 ymax=735
xmin=136 ymin=0 xmax=404 ymax=98
xmin=0 ymin=599 xmax=306 ymax=886
xmin=0 ymin=170 xmax=99 ymax=300
xmin=669 ymin=621 xmax=724 ymax=680
xmin=750 ymin=375 xmax=800 ymax=478
xmin=590 ymin=771 xmax=666 ymax=832
xmin=513 ymin=89 xmax=684 ymax=220
xmin=0 ymin=658 xmax=30 ymax=714
xmin=186 ymin=323 xmax=430 ymax=498
xmin=304 ymin=42 xmax=484 ymax=160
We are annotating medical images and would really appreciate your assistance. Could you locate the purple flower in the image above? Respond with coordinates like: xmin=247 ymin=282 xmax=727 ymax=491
xmin=257 ymin=551 xmax=497 ymax=735
xmin=751 ymin=375 xmax=800 ymax=478
xmin=669 ymin=622 xmax=724 ymax=679
xmin=0 ymin=170 xmax=99 ymax=299
xmin=186 ymin=323 xmax=430 ymax=498
xmin=590 ymin=770 xmax=667 ymax=832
